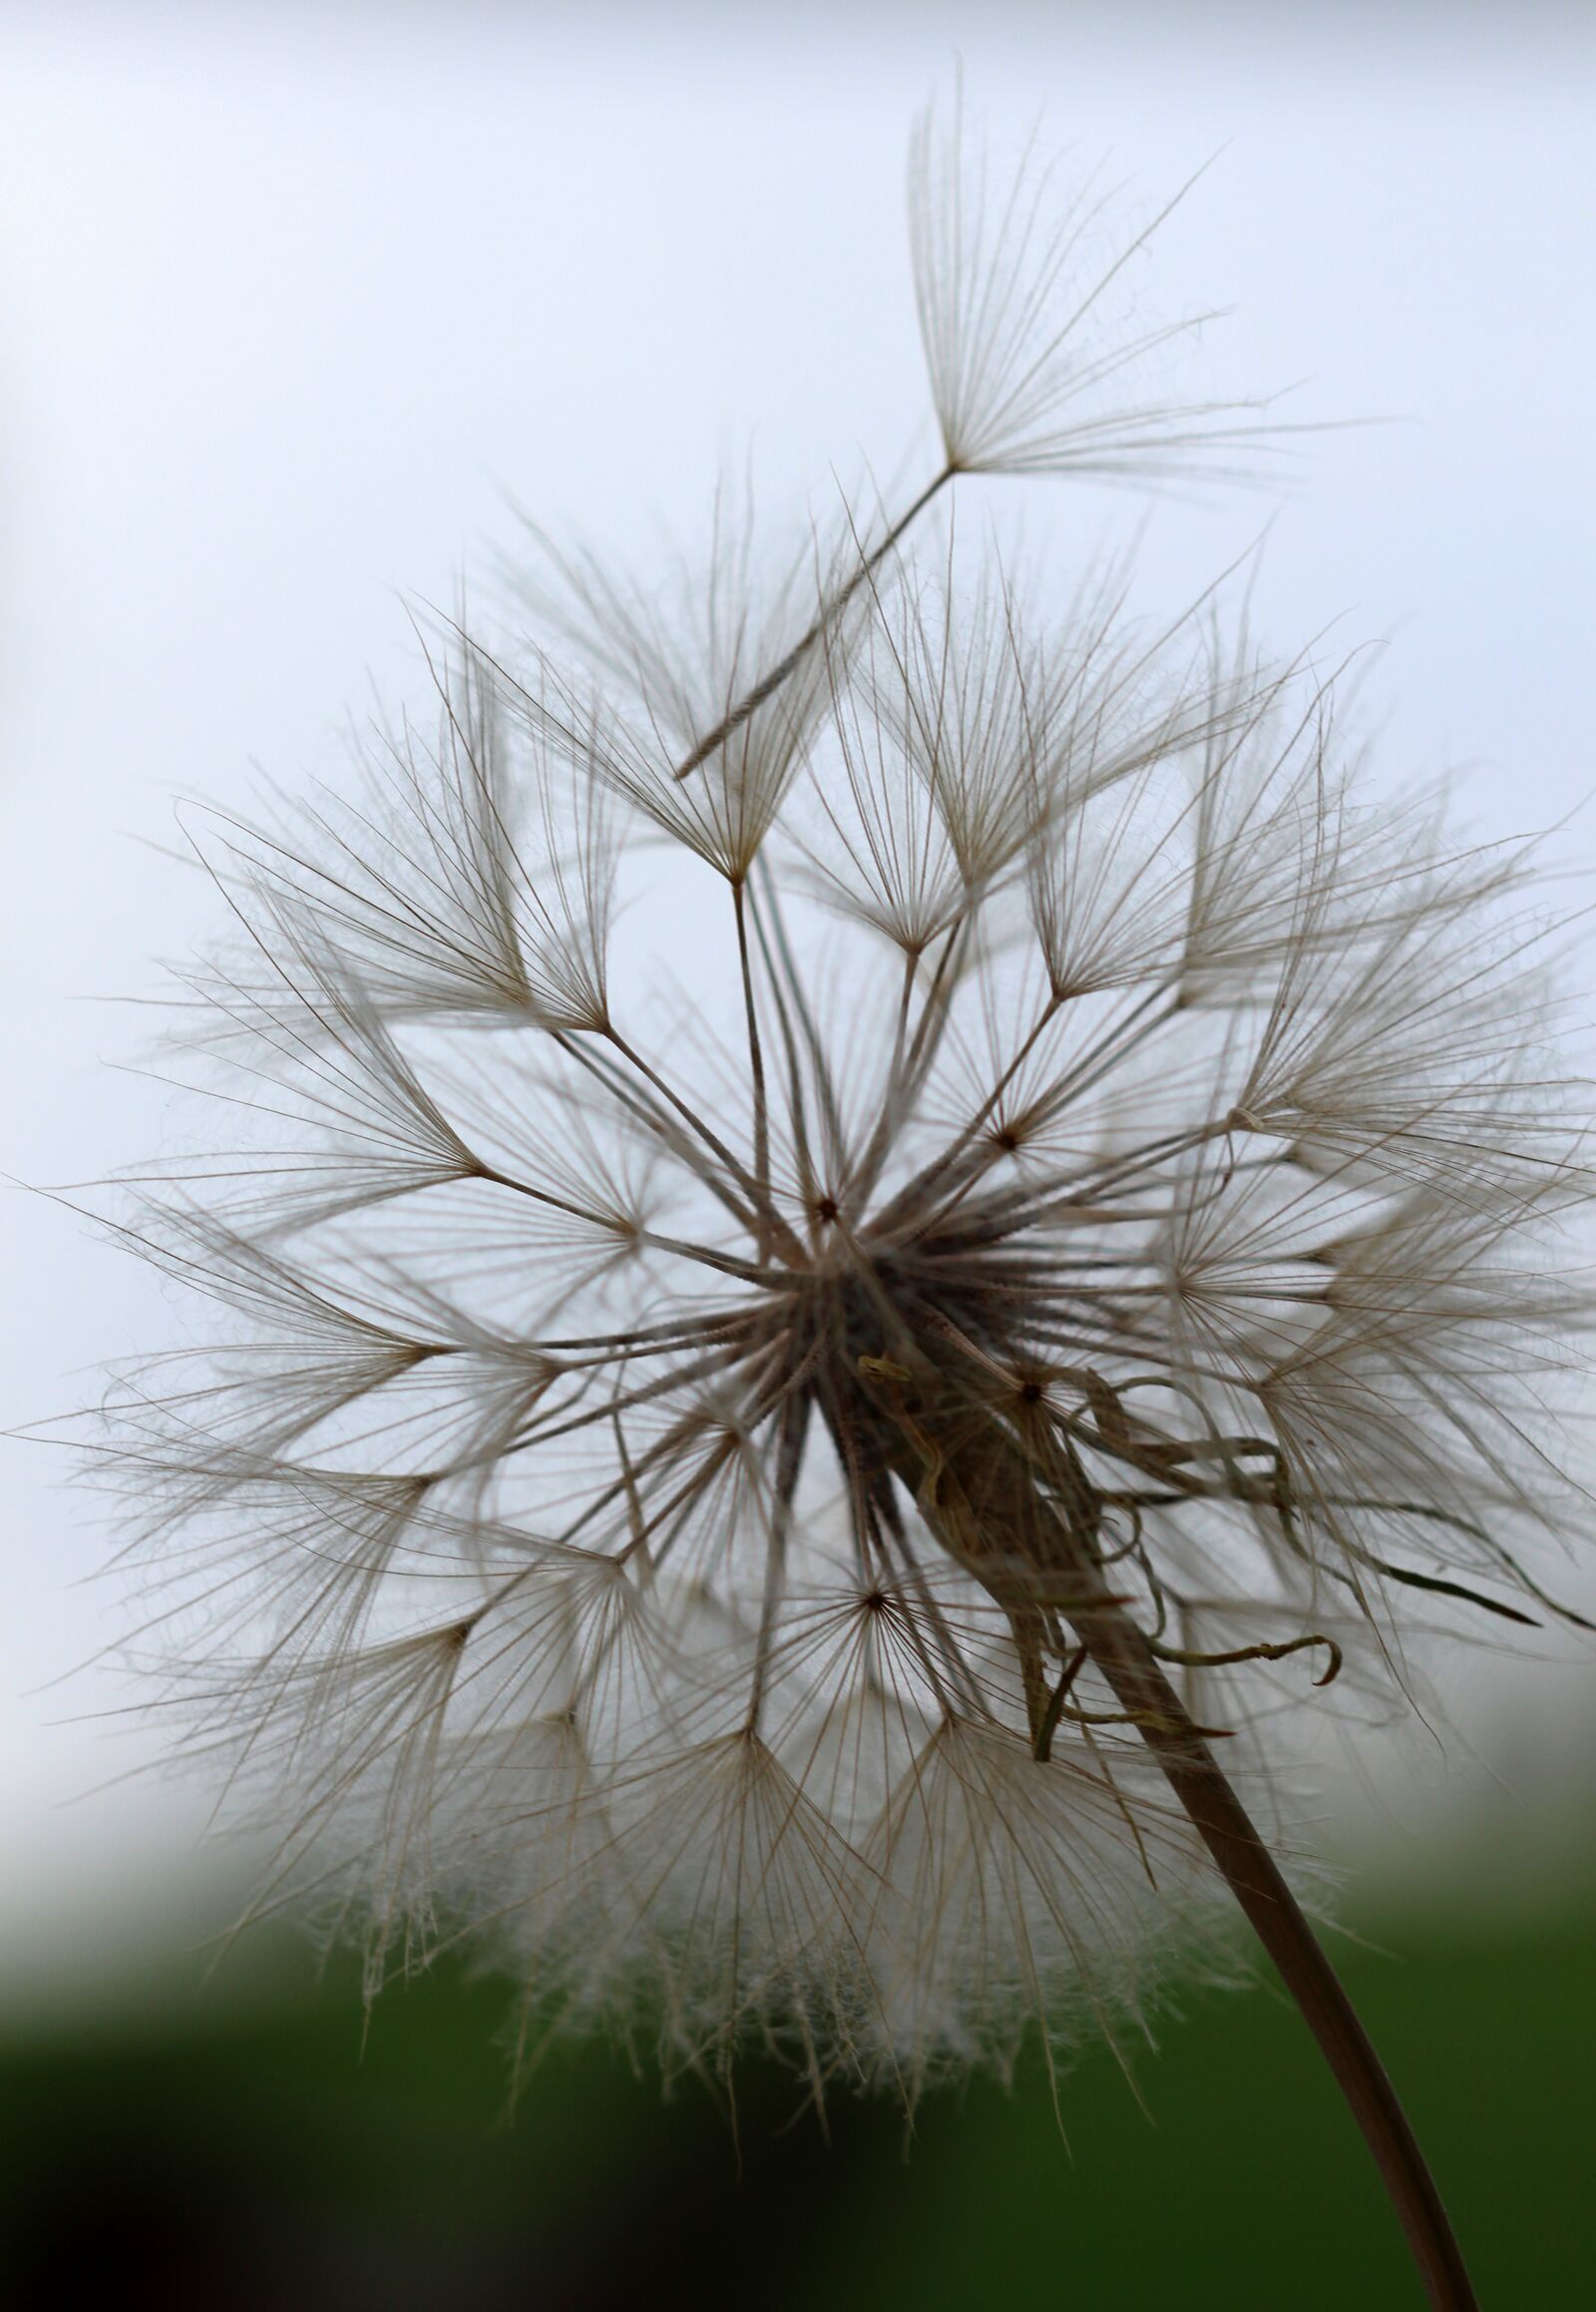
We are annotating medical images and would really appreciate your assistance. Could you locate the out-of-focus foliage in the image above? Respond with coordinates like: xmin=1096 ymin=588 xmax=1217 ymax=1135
xmin=1 ymin=1905 xmax=1589 ymax=2310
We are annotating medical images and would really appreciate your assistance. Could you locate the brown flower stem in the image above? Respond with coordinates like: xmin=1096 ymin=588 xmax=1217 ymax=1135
xmin=864 ymin=1367 xmax=1479 ymax=2312
xmin=1069 ymin=1600 xmax=1478 ymax=2312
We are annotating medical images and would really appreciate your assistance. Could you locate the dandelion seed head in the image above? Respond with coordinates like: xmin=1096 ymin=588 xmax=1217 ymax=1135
xmin=89 ymin=93 xmax=1595 ymax=2109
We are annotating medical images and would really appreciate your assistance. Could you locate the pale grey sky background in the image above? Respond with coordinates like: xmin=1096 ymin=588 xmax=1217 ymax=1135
xmin=2 ymin=4 xmax=1593 ymax=1980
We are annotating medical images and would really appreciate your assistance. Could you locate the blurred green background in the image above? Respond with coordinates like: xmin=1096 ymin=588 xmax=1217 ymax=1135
xmin=2 ymin=1893 xmax=1589 ymax=2310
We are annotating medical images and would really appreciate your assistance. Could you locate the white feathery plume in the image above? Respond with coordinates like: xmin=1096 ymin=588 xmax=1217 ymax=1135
xmin=80 ymin=86 xmax=1593 ymax=2309
xmin=909 ymin=79 xmax=1287 ymax=484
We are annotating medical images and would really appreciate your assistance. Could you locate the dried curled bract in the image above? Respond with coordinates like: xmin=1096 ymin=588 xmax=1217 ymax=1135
xmin=92 ymin=95 xmax=1592 ymax=2118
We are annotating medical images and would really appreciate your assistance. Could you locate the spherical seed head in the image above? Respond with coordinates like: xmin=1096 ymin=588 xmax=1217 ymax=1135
xmin=93 ymin=105 xmax=1593 ymax=2105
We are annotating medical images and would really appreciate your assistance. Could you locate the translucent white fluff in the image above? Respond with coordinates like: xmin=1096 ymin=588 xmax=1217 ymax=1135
xmin=92 ymin=92 xmax=1593 ymax=2105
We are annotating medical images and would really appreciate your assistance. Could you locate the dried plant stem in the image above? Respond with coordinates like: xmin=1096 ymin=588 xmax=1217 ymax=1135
xmin=870 ymin=1376 xmax=1478 ymax=2312
xmin=1072 ymin=1612 xmax=1477 ymax=2312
